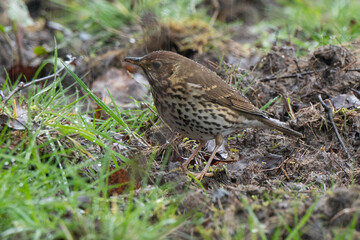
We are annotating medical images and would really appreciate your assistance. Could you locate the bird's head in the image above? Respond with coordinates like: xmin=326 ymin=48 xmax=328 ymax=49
xmin=124 ymin=51 xmax=186 ymax=87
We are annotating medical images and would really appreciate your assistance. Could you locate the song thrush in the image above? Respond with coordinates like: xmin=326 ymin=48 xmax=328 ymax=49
xmin=124 ymin=51 xmax=302 ymax=180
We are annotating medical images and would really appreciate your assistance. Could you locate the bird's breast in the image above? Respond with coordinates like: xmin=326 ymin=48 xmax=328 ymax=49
xmin=151 ymin=85 xmax=254 ymax=141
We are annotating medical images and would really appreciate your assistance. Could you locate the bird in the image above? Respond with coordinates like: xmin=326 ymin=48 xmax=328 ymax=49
xmin=124 ymin=51 xmax=302 ymax=180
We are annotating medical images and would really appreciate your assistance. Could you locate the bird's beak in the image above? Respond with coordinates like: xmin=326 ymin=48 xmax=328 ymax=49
xmin=124 ymin=56 xmax=144 ymax=66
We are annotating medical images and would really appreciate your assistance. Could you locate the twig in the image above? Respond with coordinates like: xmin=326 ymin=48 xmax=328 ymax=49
xmin=259 ymin=70 xmax=318 ymax=82
xmin=210 ymin=0 xmax=220 ymax=26
xmin=329 ymin=207 xmax=360 ymax=224
xmin=293 ymin=58 xmax=302 ymax=73
xmin=259 ymin=67 xmax=360 ymax=82
xmin=46 ymin=21 xmax=73 ymax=37
xmin=15 ymin=24 xmax=24 ymax=66
xmin=345 ymin=68 xmax=360 ymax=72
xmin=350 ymin=88 xmax=360 ymax=99
xmin=1 ymin=56 xmax=76 ymax=104
xmin=281 ymin=166 xmax=290 ymax=181
xmin=340 ymin=60 xmax=357 ymax=72
xmin=318 ymin=94 xmax=353 ymax=166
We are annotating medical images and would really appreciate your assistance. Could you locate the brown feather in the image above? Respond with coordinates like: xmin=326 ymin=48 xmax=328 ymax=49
xmin=177 ymin=55 xmax=267 ymax=118
xmin=126 ymin=50 xmax=302 ymax=138
xmin=175 ymin=52 xmax=302 ymax=137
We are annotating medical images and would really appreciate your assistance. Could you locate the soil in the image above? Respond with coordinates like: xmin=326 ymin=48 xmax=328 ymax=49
xmin=112 ymin=40 xmax=359 ymax=238
xmin=139 ymin=44 xmax=360 ymax=239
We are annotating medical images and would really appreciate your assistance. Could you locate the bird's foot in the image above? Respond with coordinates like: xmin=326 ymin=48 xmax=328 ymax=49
xmin=187 ymin=170 xmax=213 ymax=181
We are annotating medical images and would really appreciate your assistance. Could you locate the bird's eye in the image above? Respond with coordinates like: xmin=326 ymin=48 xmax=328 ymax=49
xmin=152 ymin=61 xmax=161 ymax=70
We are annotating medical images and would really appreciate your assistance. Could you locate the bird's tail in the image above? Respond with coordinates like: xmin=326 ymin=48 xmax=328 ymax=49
xmin=260 ymin=117 xmax=303 ymax=138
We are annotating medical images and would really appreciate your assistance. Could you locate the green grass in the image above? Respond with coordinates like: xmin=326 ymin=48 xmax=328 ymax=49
xmin=49 ymin=0 xmax=207 ymax=54
xmin=0 ymin=165 xmax=189 ymax=239
xmin=50 ymin=0 xmax=135 ymax=32
xmin=1 ymin=53 xmax=359 ymax=240
xmin=262 ymin=0 xmax=360 ymax=54
xmin=44 ymin=0 xmax=360 ymax=56
xmin=0 ymin=56 xmax=192 ymax=239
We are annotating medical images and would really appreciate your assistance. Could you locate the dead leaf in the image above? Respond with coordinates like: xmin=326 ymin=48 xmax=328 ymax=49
xmin=330 ymin=93 xmax=360 ymax=110
xmin=108 ymin=167 xmax=141 ymax=195
xmin=7 ymin=102 xmax=27 ymax=130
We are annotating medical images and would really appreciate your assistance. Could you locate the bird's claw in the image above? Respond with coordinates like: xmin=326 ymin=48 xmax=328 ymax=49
xmin=187 ymin=170 xmax=213 ymax=181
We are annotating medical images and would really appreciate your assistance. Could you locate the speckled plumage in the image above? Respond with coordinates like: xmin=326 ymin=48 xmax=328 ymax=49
xmin=124 ymin=51 xmax=302 ymax=180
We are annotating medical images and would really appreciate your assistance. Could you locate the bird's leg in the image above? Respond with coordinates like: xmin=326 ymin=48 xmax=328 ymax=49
xmin=193 ymin=134 xmax=223 ymax=181
xmin=182 ymin=140 xmax=206 ymax=171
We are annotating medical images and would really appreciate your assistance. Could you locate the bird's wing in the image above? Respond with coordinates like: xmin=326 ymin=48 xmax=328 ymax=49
xmin=183 ymin=65 xmax=266 ymax=118
xmin=180 ymin=60 xmax=303 ymax=138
